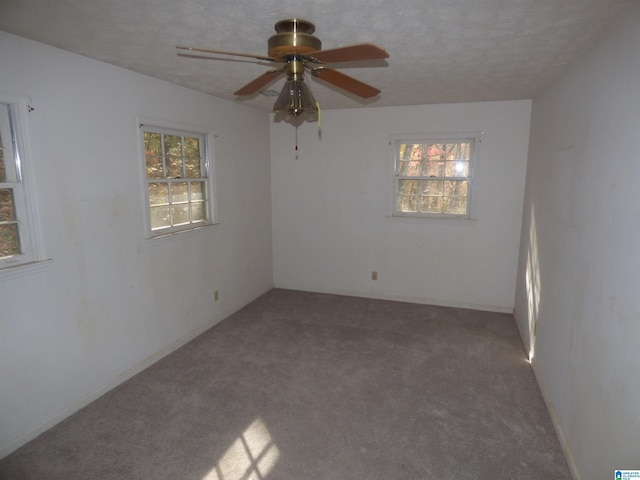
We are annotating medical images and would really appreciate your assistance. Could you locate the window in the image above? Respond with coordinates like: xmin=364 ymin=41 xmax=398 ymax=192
xmin=393 ymin=137 xmax=475 ymax=218
xmin=0 ymin=99 xmax=43 ymax=270
xmin=141 ymin=125 xmax=215 ymax=237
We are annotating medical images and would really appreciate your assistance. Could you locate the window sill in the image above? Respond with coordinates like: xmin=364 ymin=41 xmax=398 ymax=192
xmin=0 ymin=258 xmax=54 ymax=282
xmin=145 ymin=222 xmax=221 ymax=246
xmin=386 ymin=215 xmax=477 ymax=226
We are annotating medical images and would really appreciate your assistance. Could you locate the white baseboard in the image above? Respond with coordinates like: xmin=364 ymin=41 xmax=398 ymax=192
xmin=512 ymin=309 xmax=580 ymax=480
xmin=273 ymin=283 xmax=514 ymax=314
xmin=529 ymin=362 xmax=581 ymax=480
xmin=0 ymin=285 xmax=273 ymax=460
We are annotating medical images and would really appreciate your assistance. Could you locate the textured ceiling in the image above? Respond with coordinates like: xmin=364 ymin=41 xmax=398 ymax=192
xmin=0 ymin=0 xmax=633 ymax=112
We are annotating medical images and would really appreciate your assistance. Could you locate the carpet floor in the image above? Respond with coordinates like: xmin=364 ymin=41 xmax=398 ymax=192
xmin=0 ymin=289 xmax=572 ymax=479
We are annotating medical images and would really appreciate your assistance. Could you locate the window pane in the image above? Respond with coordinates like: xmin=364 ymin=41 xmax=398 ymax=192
xmin=146 ymin=155 xmax=164 ymax=179
xmin=184 ymin=137 xmax=200 ymax=158
xmin=0 ymin=223 xmax=20 ymax=257
xmin=0 ymin=189 xmax=16 ymax=221
xmin=427 ymin=144 xmax=446 ymax=160
xmin=455 ymin=142 xmax=471 ymax=160
xmin=401 ymin=144 xmax=423 ymax=160
xmin=421 ymin=180 xmax=444 ymax=197
xmin=444 ymin=180 xmax=468 ymax=197
xmin=171 ymin=204 xmax=189 ymax=225
xmin=150 ymin=205 xmax=171 ymax=230
xmin=444 ymin=144 xmax=455 ymax=160
xmin=403 ymin=160 xmax=421 ymax=176
xmin=185 ymin=157 xmax=201 ymax=178
xmin=398 ymin=179 xmax=418 ymax=195
xmin=398 ymin=144 xmax=407 ymax=159
xmin=397 ymin=195 xmax=418 ymax=213
xmin=148 ymin=183 xmax=169 ymax=206
xmin=171 ymin=182 xmax=188 ymax=203
xmin=190 ymin=181 xmax=205 ymax=201
xmin=163 ymin=135 xmax=182 ymax=157
xmin=144 ymin=132 xmax=162 ymax=156
xmin=166 ymin=156 xmax=183 ymax=179
xmin=397 ymin=160 xmax=418 ymax=176
xmin=191 ymin=201 xmax=205 ymax=222
xmin=420 ymin=196 xmax=443 ymax=213
xmin=424 ymin=161 xmax=445 ymax=177
xmin=444 ymin=196 xmax=468 ymax=215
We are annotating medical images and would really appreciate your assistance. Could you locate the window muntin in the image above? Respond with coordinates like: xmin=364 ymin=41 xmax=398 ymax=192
xmin=142 ymin=126 xmax=213 ymax=236
xmin=394 ymin=139 xmax=474 ymax=218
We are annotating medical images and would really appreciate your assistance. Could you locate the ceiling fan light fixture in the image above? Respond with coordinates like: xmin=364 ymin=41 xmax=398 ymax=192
xmin=273 ymin=77 xmax=318 ymax=118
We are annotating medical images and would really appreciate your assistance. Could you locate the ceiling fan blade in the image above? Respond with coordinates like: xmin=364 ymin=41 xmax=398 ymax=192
xmin=309 ymin=43 xmax=389 ymax=63
xmin=176 ymin=52 xmax=271 ymax=65
xmin=234 ymin=70 xmax=283 ymax=96
xmin=176 ymin=45 xmax=276 ymax=62
xmin=312 ymin=68 xmax=381 ymax=98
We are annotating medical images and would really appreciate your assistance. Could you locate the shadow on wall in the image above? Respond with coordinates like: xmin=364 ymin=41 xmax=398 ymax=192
xmin=525 ymin=203 xmax=541 ymax=362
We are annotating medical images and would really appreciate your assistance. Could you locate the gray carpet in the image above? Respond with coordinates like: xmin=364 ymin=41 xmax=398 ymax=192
xmin=0 ymin=289 xmax=572 ymax=479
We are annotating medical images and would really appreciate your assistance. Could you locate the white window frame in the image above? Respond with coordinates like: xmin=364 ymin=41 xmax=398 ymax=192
xmin=137 ymin=119 xmax=218 ymax=239
xmin=390 ymin=133 xmax=480 ymax=220
xmin=0 ymin=94 xmax=47 ymax=276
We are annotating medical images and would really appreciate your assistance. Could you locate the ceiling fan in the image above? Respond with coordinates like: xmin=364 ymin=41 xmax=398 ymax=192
xmin=176 ymin=19 xmax=389 ymax=121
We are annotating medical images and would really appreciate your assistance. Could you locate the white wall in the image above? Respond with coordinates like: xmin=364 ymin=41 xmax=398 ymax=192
xmin=513 ymin=4 xmax=640 ymax=479
xmin=271 ymin=101 xmax=531 ymax=312
xmin=0 ymin=33 xmax=273 ymax=457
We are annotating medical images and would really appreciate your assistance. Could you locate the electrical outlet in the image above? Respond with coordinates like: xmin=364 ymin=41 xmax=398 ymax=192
xmin=214 ymin=290 xmax=219 ymax=302
xmin=371 ymin=271 xmax=378 ymax=281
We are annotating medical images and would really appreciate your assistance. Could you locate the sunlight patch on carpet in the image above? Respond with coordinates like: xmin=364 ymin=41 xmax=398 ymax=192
xmin=202 ymin=418 xmax=280 ymax=480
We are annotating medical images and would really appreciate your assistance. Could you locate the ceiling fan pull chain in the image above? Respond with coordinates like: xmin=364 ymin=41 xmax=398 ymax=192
xmin=295 ymin=125 xmax=299 ymax=160
xmin=316 ymin=101 xmax=322 ymax=136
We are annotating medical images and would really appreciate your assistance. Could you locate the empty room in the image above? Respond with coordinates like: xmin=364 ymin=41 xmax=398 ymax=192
xmin=0 ymin=1 xmax=639 ymax=479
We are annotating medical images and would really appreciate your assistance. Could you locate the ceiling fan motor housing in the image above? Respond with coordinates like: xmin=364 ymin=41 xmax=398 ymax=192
xmin=268 ymin=19 xmax=321 ymax=59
